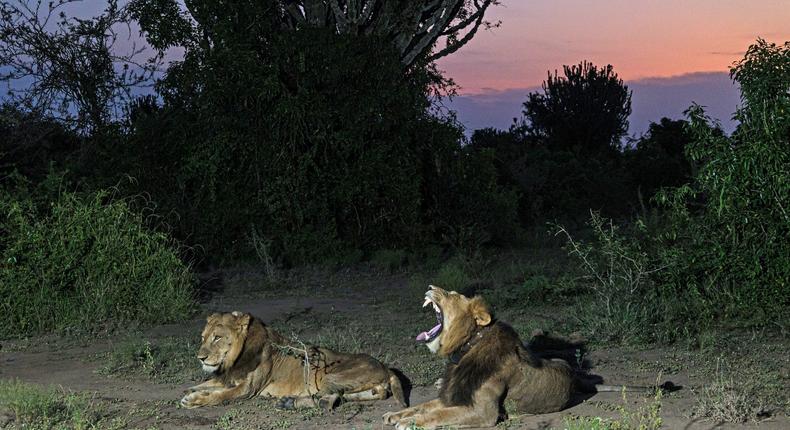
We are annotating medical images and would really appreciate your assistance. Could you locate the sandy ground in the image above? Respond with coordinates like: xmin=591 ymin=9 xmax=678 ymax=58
xmin=1 ymin=268 xmax=787 ymax=429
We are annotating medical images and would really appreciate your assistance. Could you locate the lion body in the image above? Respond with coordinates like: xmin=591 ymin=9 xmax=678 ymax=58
xmin=181 ymin=312 xmax=406 ymax=409
xmin=384 ymin=286 xmax=574 ymax=429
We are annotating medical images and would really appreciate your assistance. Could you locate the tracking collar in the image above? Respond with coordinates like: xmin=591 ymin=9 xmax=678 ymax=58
xmin=447 ymin=322 xmax=494 ymax=365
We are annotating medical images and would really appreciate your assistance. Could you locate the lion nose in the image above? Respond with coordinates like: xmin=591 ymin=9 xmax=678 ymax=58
xmin=197 ymin=352 xmax=208 ymax=361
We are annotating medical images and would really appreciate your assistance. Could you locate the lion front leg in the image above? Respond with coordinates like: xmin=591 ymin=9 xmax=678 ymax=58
xmin=383 ymin=399 xmax=442 ymax=425
xmin=180 ymin=382 xmax=252 ymax=408
xmin=187 ymin=378 xmax=225 ymax=393
xmin=395 ymin=404 xmax=499 ymax=430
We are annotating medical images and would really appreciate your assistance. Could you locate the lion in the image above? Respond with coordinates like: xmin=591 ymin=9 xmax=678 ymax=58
xmin=180 ymin=311 xmax=407 ymax=410
xmin=382 ymin=285 xmax=671 ymax=429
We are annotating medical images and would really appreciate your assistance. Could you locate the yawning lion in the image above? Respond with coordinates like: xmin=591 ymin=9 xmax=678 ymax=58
xmin=383 ymin=285 xmax=575 ymax=429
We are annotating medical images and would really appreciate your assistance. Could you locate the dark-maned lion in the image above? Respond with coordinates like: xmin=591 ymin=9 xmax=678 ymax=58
xmin=180 ymin=311 xmax=406 ymax=410
xmin=383 ymin=285 xmax=575 ymax=429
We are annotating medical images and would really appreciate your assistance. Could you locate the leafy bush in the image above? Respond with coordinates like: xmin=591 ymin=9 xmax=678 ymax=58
xmin=0 ymin=176 xmax=195 ymax=338
xmin=654 ymin=39 xmax=790 ymax=326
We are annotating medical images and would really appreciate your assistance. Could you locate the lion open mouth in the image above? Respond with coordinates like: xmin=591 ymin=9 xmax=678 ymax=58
xmin=416 ymin=295 xmax=443 ymax=342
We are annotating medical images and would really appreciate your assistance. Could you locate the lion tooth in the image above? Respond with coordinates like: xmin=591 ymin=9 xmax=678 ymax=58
xmin=432 ymin=303 xmax=440 ymax=312
xmin=423 ymin=298 xmax=431 ymax=308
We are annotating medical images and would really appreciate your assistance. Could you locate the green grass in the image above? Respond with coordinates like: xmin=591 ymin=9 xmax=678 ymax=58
xmin=433 ymin=260 xmax=470 ymax=291
xmin=370 ymin=249 xmax=409 ymax=273
xmin=559 ymin=390 xmax=662 ymax=430
xmin=96 ymin=335 xmax=203 ymax=384
xmin=0 ymin=379 xmax=125 ymax=430
xmin=0 ymin=185 xmax=196 ymax=339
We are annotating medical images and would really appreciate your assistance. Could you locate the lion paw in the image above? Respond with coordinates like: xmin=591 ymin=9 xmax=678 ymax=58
xmin=382 ymin=411 xmax=398 ymax=425
xmin=180 ymin=391 xmax=212 ymax=409
xmin=275 ymin=397 xmax=296 ymax=410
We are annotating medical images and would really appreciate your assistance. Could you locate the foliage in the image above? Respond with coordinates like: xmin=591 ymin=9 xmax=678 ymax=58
xmin=0 ymin=379 xmax=121 ymax=430
xmin=692 ymin=359 xmax=766 ymax=423
xmin=560 ymin=390 xmax=662 ymax=430
xmin=0 ymin=104 xmax=81 ymax=181
xmin=101 ymin=4 xmax=519 ymax=263
xmin=623 ymin=118 xmax=695 ymax=207
xmin=654 ymin=39 xmax=790 ymax=326
xmin=96 ymin=336 xmax=203 ymax=384
xmin=0 ymin=0 xmax=158 ymax=134
xmin=556 ymin=213 xmax=663 ymax=344
xmin=130 ymin=0 xmax=501 ymax=68
xmin=519 ymin=61 xmax=632 ymax=153
xmin=0 ymin=174 xmax=195 ymax=338
xmin=371 ymin=249 xmax=409 ymax=273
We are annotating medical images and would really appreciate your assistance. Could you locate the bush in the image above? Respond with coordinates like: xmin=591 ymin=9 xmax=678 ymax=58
xmin=654 ymin=39 xmax=790 ymax=326
xmin=557 ymin=213 xmax=663 ymax=343
xmin=0 ymin=176 xmax=195 ymax=338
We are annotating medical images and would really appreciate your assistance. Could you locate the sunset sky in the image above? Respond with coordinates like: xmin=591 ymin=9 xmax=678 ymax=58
xmin=441 ymin=0 xmax=790 ymax=135
xmin=9 ymin=1 xmax=789 ymax=136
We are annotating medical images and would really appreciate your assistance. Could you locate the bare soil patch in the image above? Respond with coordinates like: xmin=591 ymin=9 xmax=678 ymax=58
xmin=1 ymin=267 xmax=787 ymax=429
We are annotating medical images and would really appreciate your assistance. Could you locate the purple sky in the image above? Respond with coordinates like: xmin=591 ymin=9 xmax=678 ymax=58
xmin=6 ymin=1 xmax=787 ymax=137
xmin=438 ymin=0 xmax=789 ymax=135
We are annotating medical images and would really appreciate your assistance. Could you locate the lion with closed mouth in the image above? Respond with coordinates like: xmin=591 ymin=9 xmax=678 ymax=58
xmin=382 ymin=285 xmax=575 ymax=429
xmin=180 ymin=311 xmax=406 ymax=410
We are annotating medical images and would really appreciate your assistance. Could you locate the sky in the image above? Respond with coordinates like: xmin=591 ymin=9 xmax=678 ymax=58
xmin=439 ymin=0 xmax=790 ymax=136
xmin=5 ymin=1 xmax=788 ymax=137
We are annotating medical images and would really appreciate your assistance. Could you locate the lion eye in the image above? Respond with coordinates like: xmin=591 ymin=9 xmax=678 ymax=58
xmin=212 ymin=335 xmax=222 ymax=343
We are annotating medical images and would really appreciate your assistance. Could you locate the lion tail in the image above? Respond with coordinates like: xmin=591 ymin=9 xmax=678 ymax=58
xmin=388 ymin=368 xmax=409 ymax=407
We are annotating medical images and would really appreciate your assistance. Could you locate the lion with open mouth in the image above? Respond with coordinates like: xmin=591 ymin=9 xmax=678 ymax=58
xmin=382 ymin=285 xmax=575 ymax=429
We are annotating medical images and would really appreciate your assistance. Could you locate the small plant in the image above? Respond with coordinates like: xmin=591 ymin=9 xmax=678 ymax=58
xmin=560 ymin=389 xmax=663 ymax=430
xmin=555 ymin=212 xmax=664 ymax=343
xmin=247 ymin=225 xmax=278 ymax=282
xmin=434 ymin=260 xmax=470 ymax=292
xmin=692 ymin=360 xmax=766 ymax=423
xmin=96 ymin=336 xmax=203 ymax=384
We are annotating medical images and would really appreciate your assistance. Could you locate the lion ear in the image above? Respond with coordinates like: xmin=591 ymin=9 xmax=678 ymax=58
xmin=207 ymin=313 xmax=221 ymax=323
xmin=232 ymin=311 xmax=251 ymax=329
xmin=470 ymin=297 xmax=491 ymax=327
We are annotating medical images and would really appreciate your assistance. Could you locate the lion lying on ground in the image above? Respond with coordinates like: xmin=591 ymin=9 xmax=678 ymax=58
xmin=180 ymin=311 xmax=406 ymax=410
xmin=383 ymin=285 xmax=671 ymax=429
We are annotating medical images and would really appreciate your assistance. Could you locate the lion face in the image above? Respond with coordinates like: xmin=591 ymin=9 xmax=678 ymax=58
xmin=197 ymin=311 xmax=251 ymax=373
xmin=416 ymin=285 xmax=491 ymax=356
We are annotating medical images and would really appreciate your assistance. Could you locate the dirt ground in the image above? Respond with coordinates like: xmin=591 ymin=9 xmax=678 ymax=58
xmin=1 ymin=266 xmax=787 ymax=429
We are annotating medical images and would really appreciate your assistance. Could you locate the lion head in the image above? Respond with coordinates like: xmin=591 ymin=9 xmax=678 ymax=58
xmin=197 ymin=311 xmax=251 ymax=373
xmin=416 ymin=285 xmax=492 ymax=356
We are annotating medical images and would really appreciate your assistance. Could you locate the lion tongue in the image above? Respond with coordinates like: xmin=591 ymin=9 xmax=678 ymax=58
xmin=416 ymin=323 xmax=442 ymax=342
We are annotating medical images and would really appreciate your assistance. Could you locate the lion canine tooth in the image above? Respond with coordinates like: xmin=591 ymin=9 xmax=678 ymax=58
xmin=433 ymin=303 xmax=440 ymax=312
xmin=423 ymin=298 xmax=431 ymax=308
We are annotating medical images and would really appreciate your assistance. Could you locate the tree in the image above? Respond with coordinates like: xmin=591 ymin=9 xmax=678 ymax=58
xmin=129 ymin=0 xmax=500 ymax=68
xmin=519 ymin=61 xmax=632 ymax=153
xmin=624 ymin=118 xmax=694 ymax=205
xmin=0 ymin=0 xmax=158 ymax=134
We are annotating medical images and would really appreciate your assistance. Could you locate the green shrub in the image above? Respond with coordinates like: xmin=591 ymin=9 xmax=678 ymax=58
xmin=654 ymin=39 xmax=790 ymax=327
xmin=0 ymin=178 xmax=195 ymax=338
xmin=557 ymin=213 xmax=663 ymax=344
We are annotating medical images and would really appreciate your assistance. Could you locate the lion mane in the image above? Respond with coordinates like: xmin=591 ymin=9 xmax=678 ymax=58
xmin=180 ymin=311 xmax=406 ymax=410
xmin=383 ymin=286 xmax=574 ymax=429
